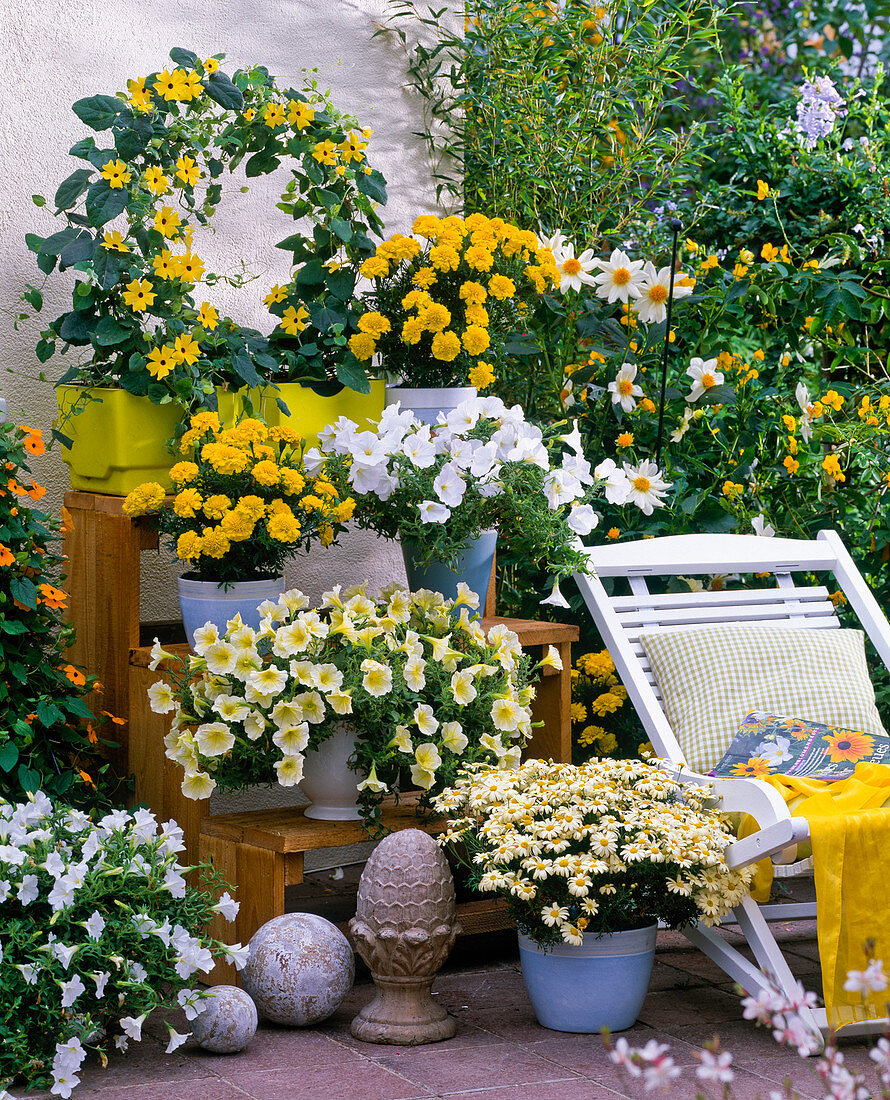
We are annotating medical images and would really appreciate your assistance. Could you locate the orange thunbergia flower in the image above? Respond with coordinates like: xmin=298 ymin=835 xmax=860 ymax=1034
xmin=19 ymin=425 xmax=46 ymax=455
xmin=38 ymin=583 xmax=68 ymax=609
xmin=101 ymin=710 xmax=127 ymax=726
xmin=79 ymin=769 xmax=96 ymax=788
xmin=0 ymin=543 xmax=14 ymax=567
xmin=62 ymin=664 xmax=87 ymax=687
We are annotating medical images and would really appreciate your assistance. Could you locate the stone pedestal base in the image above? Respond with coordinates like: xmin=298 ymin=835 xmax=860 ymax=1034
xmin=351 ymin=976 xmax=457 ymax=1044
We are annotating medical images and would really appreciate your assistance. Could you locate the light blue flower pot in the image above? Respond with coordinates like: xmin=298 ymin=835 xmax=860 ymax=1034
xmin=518 ymin=923 xmax=657 ymax=1033
xmin=384 ymin=385 xmax=477 ymax=427
xmin=401 ymin=530 xmax=497 ymax=606
xmin=178 ymin=575 xmax=286 ymax=649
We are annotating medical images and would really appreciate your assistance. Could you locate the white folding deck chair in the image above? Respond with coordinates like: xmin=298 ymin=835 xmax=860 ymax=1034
xmin=573 ymin=528 xmax=890 ymax=1040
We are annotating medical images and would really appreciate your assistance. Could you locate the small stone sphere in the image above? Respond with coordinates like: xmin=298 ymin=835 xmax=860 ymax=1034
xmin=191 ymin=985 xmax=258 ymax=1053
xmin=242 ymin=912 xmax=355 ymax=1026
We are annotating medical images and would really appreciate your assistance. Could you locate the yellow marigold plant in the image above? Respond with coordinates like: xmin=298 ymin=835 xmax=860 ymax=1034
xmin=434 ymin=758 xmax=753 ymax=946
xmin=349 ymin=212 xmax=560 ymax=387
xmin=123 ymin=412 xmax=354 ymax=582
xmin=570 ymin=648 xmax=633 ymax=760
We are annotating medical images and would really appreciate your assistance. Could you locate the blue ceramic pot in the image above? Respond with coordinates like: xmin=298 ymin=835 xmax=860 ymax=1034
xmin=518 ymin=923 xmax=657 ymax=1033
xmin=401 ymin=530 xmax=497 ymax=606
xmin=178 ymin=575 xmax=285 ymax=649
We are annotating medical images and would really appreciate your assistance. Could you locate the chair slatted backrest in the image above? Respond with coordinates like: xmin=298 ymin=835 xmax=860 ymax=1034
xmin=573 ymin=529 xmax=890 ymax=771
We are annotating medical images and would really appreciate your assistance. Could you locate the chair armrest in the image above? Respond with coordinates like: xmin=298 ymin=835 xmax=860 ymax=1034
xmin=661 ymin=765 xmax=811 ymax=870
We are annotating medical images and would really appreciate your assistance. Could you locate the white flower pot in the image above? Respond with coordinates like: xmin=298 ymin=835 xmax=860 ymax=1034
xmin=384 ymin=385 xmax=477 ymax=426
xmin=300 ymin=724 xmax=362 ymax=820
xmin=177 ymin=575 xmax=285 ymax=649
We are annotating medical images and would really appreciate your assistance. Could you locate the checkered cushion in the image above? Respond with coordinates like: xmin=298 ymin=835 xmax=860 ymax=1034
xmin=640 ymin=624 xmax=887 ymax=773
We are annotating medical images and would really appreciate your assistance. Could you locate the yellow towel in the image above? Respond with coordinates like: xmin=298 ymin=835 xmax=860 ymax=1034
xmin=745 ymin=762 xmax=890 ymax=1030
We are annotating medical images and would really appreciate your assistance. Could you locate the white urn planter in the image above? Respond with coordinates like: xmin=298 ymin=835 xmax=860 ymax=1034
xmin=300 ymin=724 xmax=362 ymax=820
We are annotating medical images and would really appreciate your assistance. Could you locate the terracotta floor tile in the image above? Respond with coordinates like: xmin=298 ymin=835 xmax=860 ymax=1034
xmin=230 ymin=1060 xmax=432 ymax=1100
xmin=371 ymin=1042 xmax=581 ymax=1093
xmin=438 ymin=1080 xmax=619 ymax=1099
xmin=636 ymin=986 xmax=747 ymax=1029
xmin=183 ymin=1024 xmax=360 ymax=1076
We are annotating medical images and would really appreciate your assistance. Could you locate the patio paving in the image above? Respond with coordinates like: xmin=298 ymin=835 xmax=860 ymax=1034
xmin=13 ymin=872 xmax=874 ymax=1100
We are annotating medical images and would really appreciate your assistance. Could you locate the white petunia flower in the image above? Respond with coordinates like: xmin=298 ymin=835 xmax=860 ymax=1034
xmin=274 ymin=755 xmax=305 ymax=787
xmin=194 ymin=722 xmax=235 ymax=758
xmin=751 ymin=513 xmax=776 ymax=538
xmin=567 ymin=503 xmax=599 ymax=536
xmin=118 ymin=1013 xmax=146 ymax=1041
xmin=418 ymin=499 xmax=450 ymax=523
xmin=594 ymin=458 xmax=632 ymax=505
xmin=147 ymin=681 xmax=176 ymax=714
xmin=60 ymin=975 xmax=86 ymax=1008
xmin=84 ymin=911 xmax=105 ymax=940
xmin=433 ymin=462 xmax=467 ymax=507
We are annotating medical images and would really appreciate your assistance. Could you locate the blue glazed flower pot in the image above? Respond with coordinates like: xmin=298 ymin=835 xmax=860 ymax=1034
xmin=401 ymin=530 xmax=497 ymax=606
xmin=178 ymin=575 xmax=285 ymax=649
xmin=518 ymin=924 xmax=657 ymax=1033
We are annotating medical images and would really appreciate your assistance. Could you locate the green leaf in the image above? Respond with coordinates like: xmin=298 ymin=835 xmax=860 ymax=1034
xmin=170 ymin=46 xmax=200 ymax=68
xmin=17 ymin=765 xmax=40 ymax=793
xmin=245 ymin=151 xmax=280 ymax=177
xmin=58 ymin=310 xmax=95 ymax=344
xmin=0 ymin=741 xmax=19 ymax=773
xmin=55 ymin=168 xmax=94 ymax=211
xmin=59 ymin=231 xmax=95 ymax=270
xmin=10 ymin=575 xmax=37 ymax=610
xmin=25 ymin=233 xmax=45 ymax=253
xmin=23 ymin=287 xmax=43 ymax=310
xmin=72 ymin=93 xmax=128 ymax=131
xmin=275 ymin=232 xmax=310 ymax=253
xmin=699 ymin=384 xmax=737 ymax=406
xmin=356 ymin=169 xmax=387 ymax=205
xmin=330 ymin=217 xmax=353 ymax=243
xmin=39 ymin=227 xmax=79 ymax=255
xmin=32 ymin=194 xmax=46 ymax=207
xmin=36 ymin=338 xmax=56 ymax=362
xmin=0 ymin=620 xmax=29 ymax=635
xmin=115 ymin=126 xmax=148 ymax=161
xmin=85 ymin=181 xmax=128 ymax=228
xmin=325 ymin=268 xmax=355 ymax=300
xmin=315 ymin=187 xmax=340 ymax=210
xmin=231 ymin=350 xmax=261 ymax=388
xmin=205 ymin=72 xmax=244 ymax=111
xmin=37 ymin=699 xmax=64 ymax=727
xmin=335 ymin=357 xmax=371 ymax=393
xmin=296 ymin=259 xmax=325 ymax=287
xmin=94 ymin=315 xmax=133 ymax=346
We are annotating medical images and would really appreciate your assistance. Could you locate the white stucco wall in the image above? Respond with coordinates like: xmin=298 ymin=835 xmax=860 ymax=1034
xmin=0 ymin=0 xmax=444 ymax=621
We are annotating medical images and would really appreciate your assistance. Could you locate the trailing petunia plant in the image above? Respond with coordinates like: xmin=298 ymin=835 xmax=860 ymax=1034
xmin=152 ymin=583 xmax=544 ymax=834
xmin=0 ymin=791 xmax=246 ymax=1096
xmin=21 ymin=47 xmax=388 ymax=413
xmin=0 ymin=422 xmax=123 ymax=808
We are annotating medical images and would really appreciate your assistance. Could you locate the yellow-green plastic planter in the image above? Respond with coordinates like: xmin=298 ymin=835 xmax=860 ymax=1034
xmin=56 ymin=385 xmax=183 ymax=496
xmin=216 ymin=380 xmax=385 ymax=449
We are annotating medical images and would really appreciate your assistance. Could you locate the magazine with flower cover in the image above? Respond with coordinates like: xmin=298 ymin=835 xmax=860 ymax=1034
xmin=709 ymin=711 xmax=890 ymax=781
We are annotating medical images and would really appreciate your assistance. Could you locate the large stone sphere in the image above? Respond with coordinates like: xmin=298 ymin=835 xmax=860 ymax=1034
xmin=191 ymin=985 xmax=258 ymax=1053
xmin=242 ymin=912 xmax=355 ymax=1025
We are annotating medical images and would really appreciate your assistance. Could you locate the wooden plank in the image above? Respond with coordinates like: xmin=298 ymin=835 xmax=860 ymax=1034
xmin=481 ymin=617 xmax=578 ymax=645
xmin=199 ymin=833 xmax=241 ymax=987
xmin=284 ymin=852 xmax=305 ymax=886
xmin=201 ymin=797 xmax=445 ymax=853
xmin=525 ymin=639 xmax=572 ymax=763
xmin=64 ymin=491 xmax=144 ymax=765
xmin=455 ymin=897 xmax=513 ymax=935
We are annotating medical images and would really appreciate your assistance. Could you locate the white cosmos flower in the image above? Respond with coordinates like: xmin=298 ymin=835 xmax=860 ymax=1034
xmin=567 ymin=503 xmax=599 ymax=536
xmin=274 ymin=755 xmax=304 ymax=786
xmin=413 ymin=703 xmax=439 ymax=736
xmin=622 ymin=460 xmax=672 ymax=515
xmin=181 ymin=771 xmax=216 ymax=799
xmin=419 ymin=500 xmax=450 ymax=523
xmin=195 ymin=722 xmax=235 ymax=758
xmin=551 ymin=241 xmax=597 ymax=293
xmin=147 ymin=681 xmax=176 ymax=714
xmin=441 ymin=721 xmax=468 ymax=754
xmin=795 ymin=380 xmax=815 ymax=441
xmin=608 ymin=363 xmax=644 ymax=413
xmin=433 ymin=462 xmax=466 ymax=507
xmin=632 ymin=262 xmax=693 ymax=324
xmin=685 ymin=357 xmax=724 ymax=402
xmin=592 ymin=248 xmax=645 ymax=303
xmin=752 ymin=513 xmax=776 ymax=537
xmin=670 ymin=407 xmax=694 ymax=442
